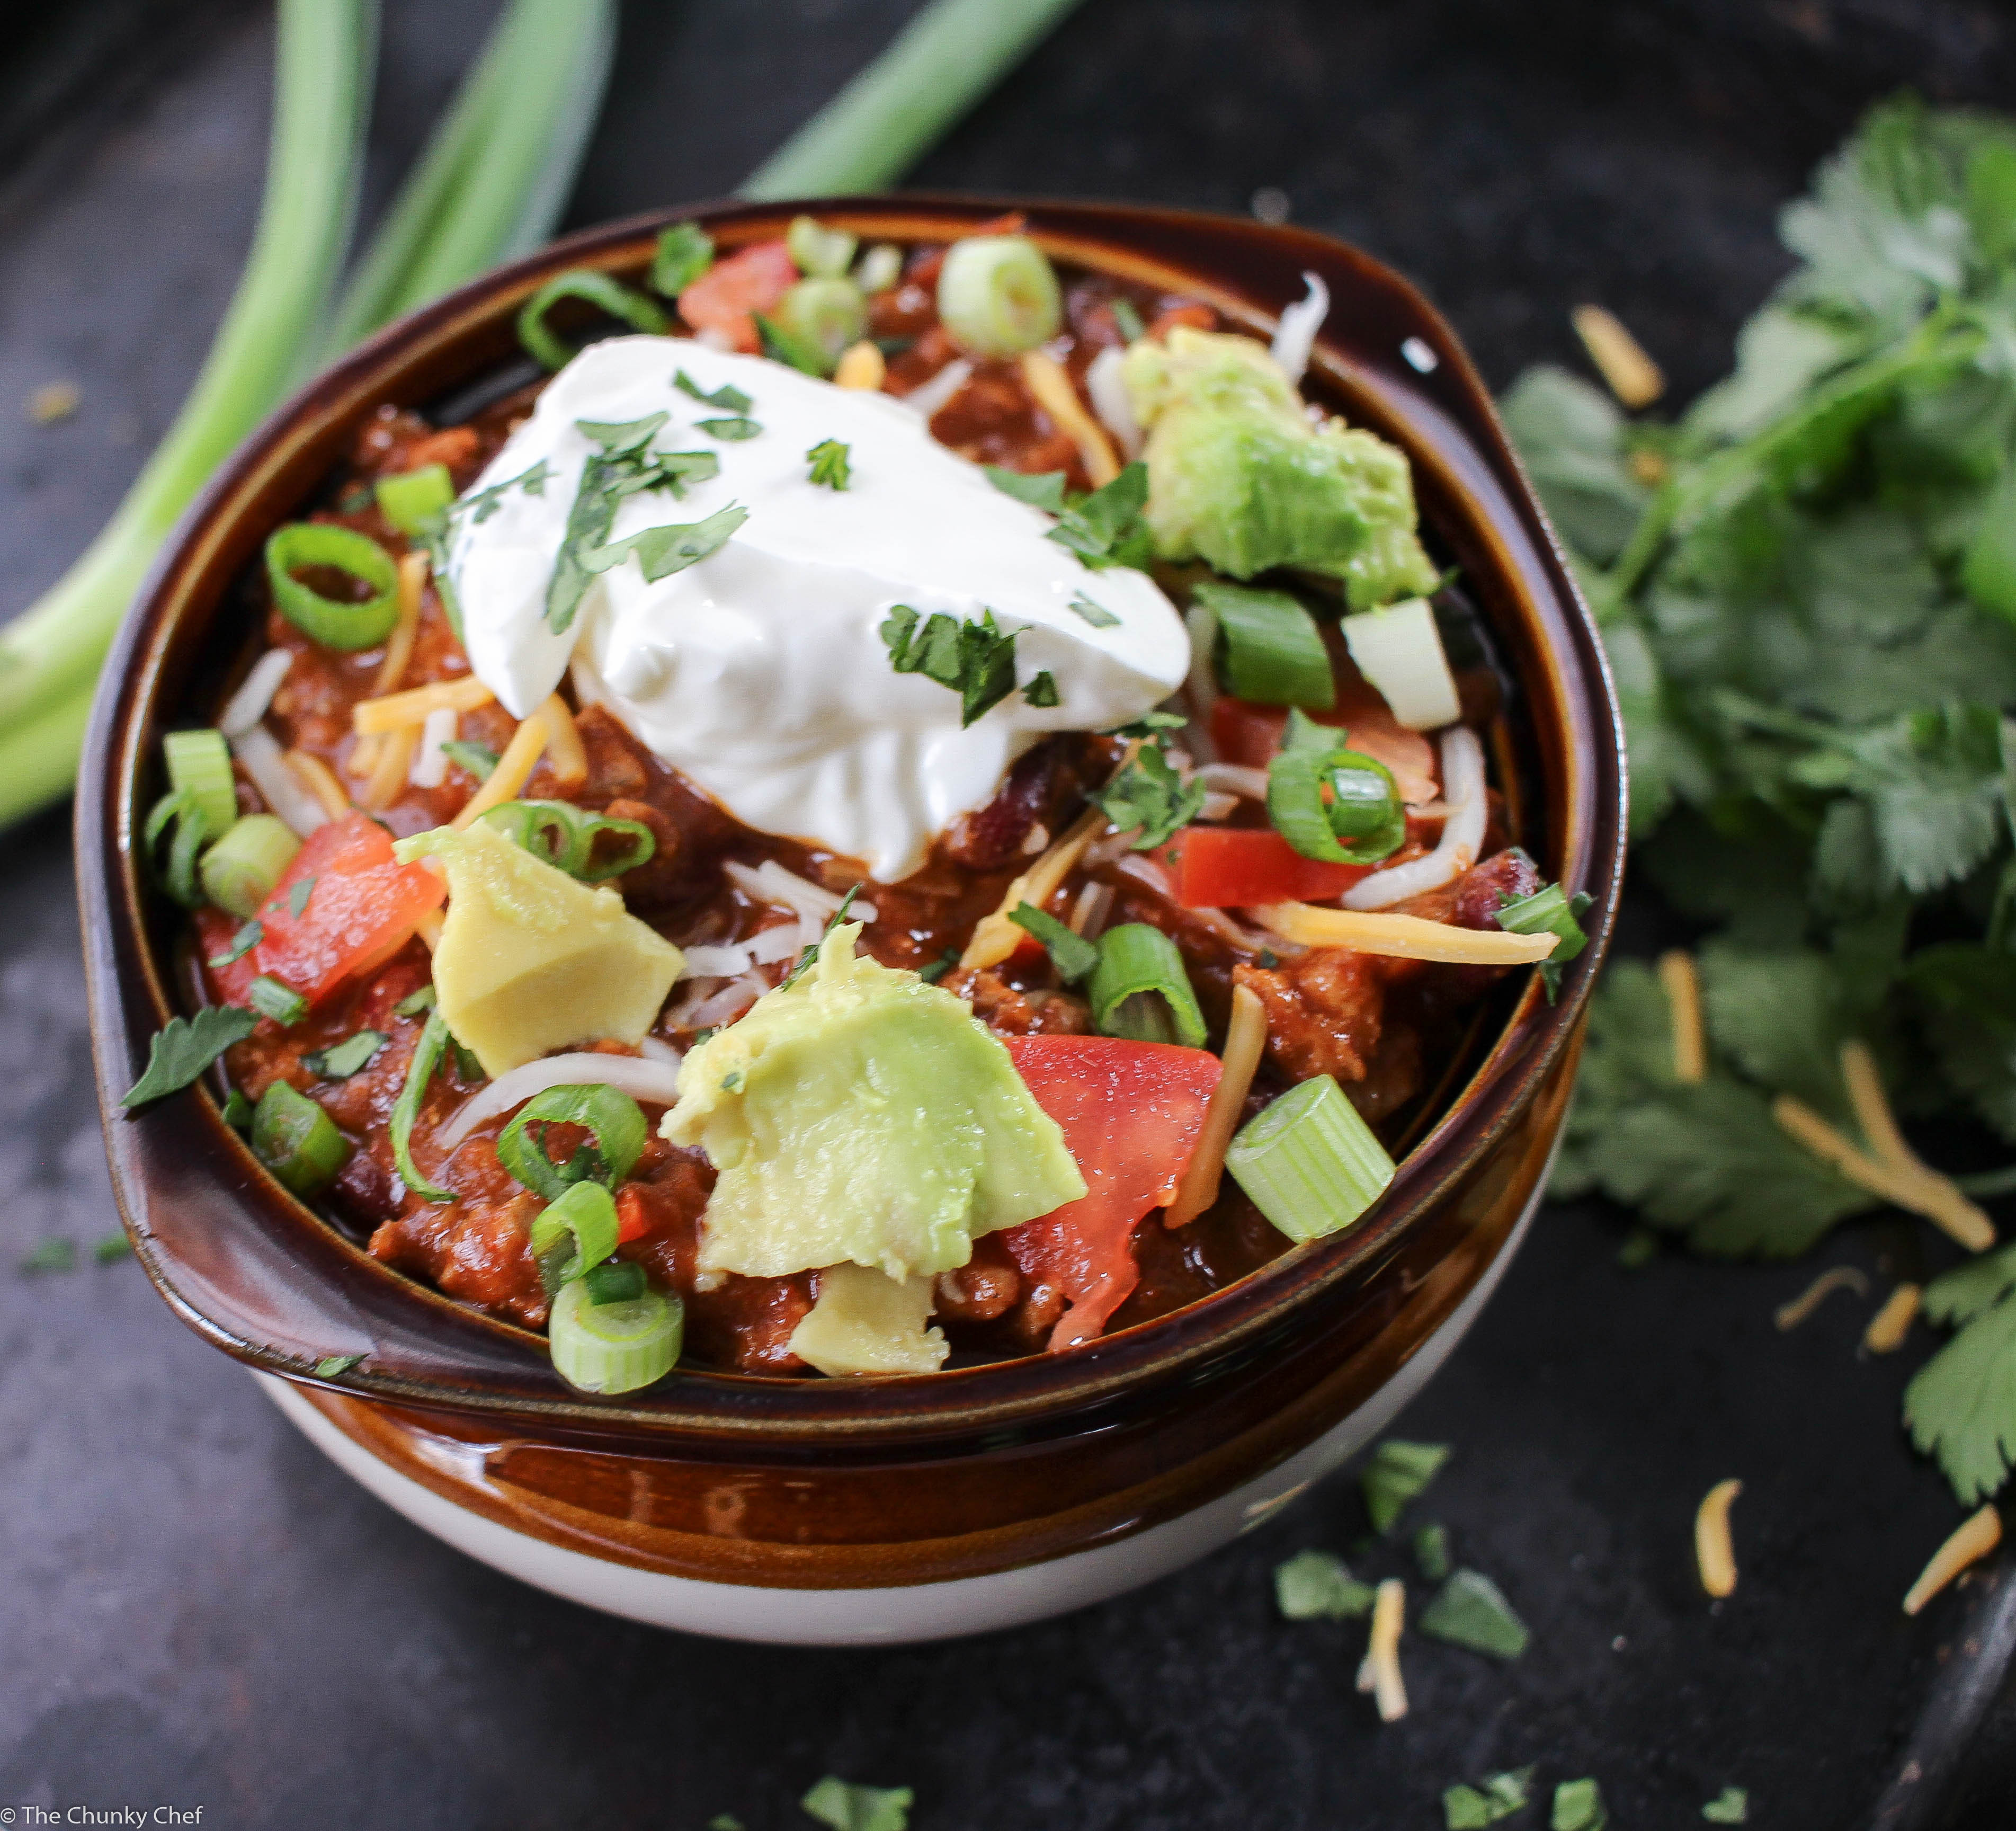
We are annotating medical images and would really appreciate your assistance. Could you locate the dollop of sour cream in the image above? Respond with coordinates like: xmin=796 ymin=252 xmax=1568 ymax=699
xmin=450 ymin=336 xmax=1188 ymax=881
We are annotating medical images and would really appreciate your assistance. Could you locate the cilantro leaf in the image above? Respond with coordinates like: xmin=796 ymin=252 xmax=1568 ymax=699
xmin=1701 ymin=1787 xmax=1750 ymax=1824
xmin=799 ymin=1778 xmax=912 ymax=1831
xmin=1906 ymin=1241 xmax=2016 ymax=1503
xmin=583 ymin=502 xmax=748 ymax=584
xmin=675 ymin=369 xmax=750 ymax=414
xmin=806 ymin=437 xmax=851 ymax=488
xmin=1419 ymin=1568 xmax=1531 ymax=1659
xmin=1273 ymin=1549 xmax=1375 ymax=1620
xmin=1067 ymin=590 xmax=1120 ymax=628
xmin=1907 ymin=943 xmax=2016 ymax=1141
xmin=1088 ymin=741 xmax=1205 ymax=851
xmin=1414 ymin=1521 xmax=1452 ymax=1581
xmin=1551 ymin=1778 xmax=1608 ymax=1831
xmin=984 ymin=465 xmax=1067 ymax=513
xmin=1022 ymin=669 xmax=1059 ymax=708
xmin=700 ymin=416 xmax=762 ymax=441
xmin=313 ymin=1353 xmax=364 ymax=1379
xmin=878 ymin=605 xmax=1023 ymax=727
xmin=1443 ymin=1769 xmax=1535 ymax=1829
xmin=287 ymin=875 xmax=316 ymax=919
xmin=441 ymin=739 xmax=499 ymax=780
xmin=1048 ymin=461 xmax=1152 ymax=570
xmin=1497 ymin=365 xmax=1647 ymax=564
xmin=207 ymin=918 xmax=262 ymax=967
xmin=120 ymin=1005 xmax=258 ymax=1109
xmin=1361 ymin=1438 xmax=1448 ymax=1533
xmin=1008 ymin=903 xmax=1098 ymax=983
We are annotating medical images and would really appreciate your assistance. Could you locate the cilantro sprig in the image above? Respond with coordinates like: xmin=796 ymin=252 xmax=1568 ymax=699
xmin=878 ymin=605 xmax=1055 ymax=726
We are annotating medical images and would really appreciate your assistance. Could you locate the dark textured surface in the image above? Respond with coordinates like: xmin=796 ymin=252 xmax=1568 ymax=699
xmin=4 ymin=3 xmax=2016 ymax=1826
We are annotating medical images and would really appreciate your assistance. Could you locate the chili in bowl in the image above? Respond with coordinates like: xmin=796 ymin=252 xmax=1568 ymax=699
xmin=80 ymin=198 xmax=1622 ymax=1641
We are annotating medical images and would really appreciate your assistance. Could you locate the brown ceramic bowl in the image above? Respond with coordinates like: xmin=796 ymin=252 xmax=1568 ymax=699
xmin=78 ymin=196 xmax=1623 ymax=1642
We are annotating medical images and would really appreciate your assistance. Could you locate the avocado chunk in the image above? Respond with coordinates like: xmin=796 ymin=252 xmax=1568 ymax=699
xmin=1122 ymin=327 xmax=1440 ymax=608
xmin=663 ymin=923 xmax=1086 ymax=1281
xmin=788 ymin=1264 xmax=948 ymax=1376
xmin=393 ymin=821 xmax=682 ymax=1076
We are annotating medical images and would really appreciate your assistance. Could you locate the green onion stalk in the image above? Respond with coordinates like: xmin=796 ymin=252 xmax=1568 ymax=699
xmin=0 ymin=0 xmax=1090 ymax=829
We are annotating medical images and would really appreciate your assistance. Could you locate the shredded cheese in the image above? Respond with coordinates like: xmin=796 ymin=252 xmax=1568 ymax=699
xmin=960 ymin=806 xmax=1105 ymax=970
xmin=1864 ymin=1283 xmax=1921 ymax=1355
xmin=1772 ymin=1094 xmax=1995 ymax=1252
xmin=1572 ymin=304 xmax=1665 ymax=408
xmin=1252 ymin=902 xmax=1559 ymax=965
xmin=353 ymin=674 xmax=495 ymax=735
xmin=834 ymin=340 xmax=886 ymax=390
xmin=1696 ymin=1478 xmax=1742 ymax=1598
xmin=451 ymin=712 xmax=549 ymax=829
xmin=284 ymin=748 xmax=352 ymax=821
xmin=1839 ymin=1040 xmax=1993 ymax=1252
xmin=1164 ymin=983 xmax=1267 ymax=1230
xmin=1020 ymin=349 xmax=1121 ymax=487
xmin=373 ymin=550 xmax=427 ymax=696
xmin=1773 ymin=1264 xmax=1869 ymax=1331
xmin=1355 ymin=1578 xmax=1408 ymax=1721
xmin=1656 ymin=949 xmax=1706 ymax=1083
xmin=359 ymin=721 xmax=420 ymax=813
xmin=1904 ymin=1504 xmax=2001 ymax=1615
xmin=538 ymin=691 xmax=587 ymax=789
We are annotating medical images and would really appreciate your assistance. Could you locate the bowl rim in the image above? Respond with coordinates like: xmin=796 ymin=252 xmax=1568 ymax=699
xmin=77 ymin=192 xmax=1627 ymax=1446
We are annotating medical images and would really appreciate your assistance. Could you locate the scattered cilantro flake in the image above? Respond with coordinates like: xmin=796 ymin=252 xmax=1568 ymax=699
xmin=1702 ymin=1788 xmax=1749 ymax=1824
xmin=314 ymin=1353 xmax=364 ymax=1379
xmin=1273 ymin=1549 xmax=1375 ymax=1620
xmin=917 ymin=947 xmax=959 ymax=984
xmin=1361 ymin=1438 xmax=1449 ymax=1533
xmin=1905 ymin=1240 xmax=2016 ymax=1501
xmin=208 ymin=918 xmax=262 ymax=967
xmin=287 ymin=875 xmax=316 ymax=919
xmin=721 ymin=1071 xmax=743 ymax=1092
xmin=394 ymin=984 xmax=438 ymax=1018
xmin=675 ymin=369 xmax=751 ymax=414
xmin=879 ymin=605 xmax=1024 ymax=727
xmin=1443 ymin=1768 xmax=1535 ymax=1828
xmin=1023 ymin=669 xmax=1059 ymax=708
xmin=1089 ymin=739 xmax=1205 ymax=852
xmin=701 ymin=416 xmax=762 ymax=441
xmin=984 ymin=465 xmax=1067 ymax=513
xmin=20 ymin=1238 xmax=76 ymax=1275
xmin=1419 ymin=1568 xmax=1531 ymax=1659
xmin=248 ymin=975 xmax=308 ymax=1027
xmin=651 ymin=223 xmax=713 ymax=296
xmin=1617 ymin=1226 xmax=1659 ymax=1269
xmin=799 ymin=1777 xmax=912 ymax=1831
xmin=1067 ymin=590 xmax=1120 ymax=628
xmin=780 ymin=886 xmax=864 ymax=990
xmin=93 ymin=1234 xmax=133 ymax=1264
xmin=1551 ymin=1779 xmax=1606 ymax=1831
xmin=1048 ymin=461 xmax=1152 ymax=570
xmin=1414 ymin=1521 xmax=1452 ymax=1582
xmin=441 ymin=739 xmax=500 ymax=780
xmin=120 ymin=1005 xmax=258 ymax=1109
xmin=1009 ymin=903 xmax=1098 ymax=984
xmin=302 ymin=1029 xmax=387 ymax=1081
xmin=806 ymin=438 xmax=851 ymax=488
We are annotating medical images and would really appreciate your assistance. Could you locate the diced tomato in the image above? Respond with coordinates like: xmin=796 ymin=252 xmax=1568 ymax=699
xmin=614 ymin=1185 xmax=651 ymax=1245
xmin=1157 ymin=826 xmax=1373 ymax=909
xmin=675 ymin=239 xmax=798 ymax=354
xmin=195 ymin=906 xmax=259 ymax=1007
xmin=230 ymin=813 xmax=445 ymax=1009
xmin=1210 ymin=692 xmax=1438 ymax=805
xmin=1000 ymin=1036 xmax=1223 ymax=1352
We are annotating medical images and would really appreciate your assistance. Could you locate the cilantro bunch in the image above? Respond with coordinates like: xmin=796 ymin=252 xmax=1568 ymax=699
xmin=1506 ymin=97 xmax=2016 ymax=1504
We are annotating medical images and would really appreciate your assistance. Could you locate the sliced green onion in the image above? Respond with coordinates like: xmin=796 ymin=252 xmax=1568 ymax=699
xmin=518 ymin=268 xmax=668 ymax=371
xmin=302 ymin=1028 xmax=386 ymax=1080
xmin=221 ymin=1088 xmax=254 ymax=1130
xmin=265 ymin=522 xmax=401 ymax=651
xmin=144 ymin=788 xmax=211 ymax=910
xmin=393 ymin=983 xmax=438 ymax=1018
xmin=1268 ymin=712 xmax=1406 ymax=865
xmin=477 ymin=798 xmax=655 ymax=881
xmin=1111 ymin=296 xmax=1145 ymax=343
xmin=1225 ymin=1074 xmax=1395 ymax=1242
xmin=441 ymin=738 xmax=500 ymax=780
xmin=787 ymin=214 xmax=859 ymax=279
xmin=582 ymin=1259 xmax=646 ymax=1304
xmin=528 ymin=1178 xmax=621 ymax=1294
xmin=200 ymin=814 xmax=301 ymax=918
xmin=651 ymin=221 xmax=714 ymax=296
xmin=548 ymin=1275 xmax=682 ymax=1394
xmin=373 ymin=464 xmax=454 ymax=535
xmin=1088 ymin=923 xmax=1207 ymax=1049
xmin=770 ymin=278 xmax=868 ymax=375
xmin=163 ymin=728 xmax=238 ymax=837
xmin=1009 ymin=901 xmax=1099 ymax=983
xmin=936 ymin=235 xmax=1061 ymax=358
xmin=1196 ymin=582 xmax=1335 ymax=708
xmin=247 ymin=975 xmax=308 ymax=1027
xmin=250 ymin=1080 xmax=350 ymax=1198
xmin=391 ymin=1011 xmax=454 ymax=1202
xmin=498 ymin=1083 xmax=647 ymax=1203
xmin=855 ymin=243 xmax=903 ymax=294
xmin=1495 ymin=872 xmax=1593 ymax=1003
